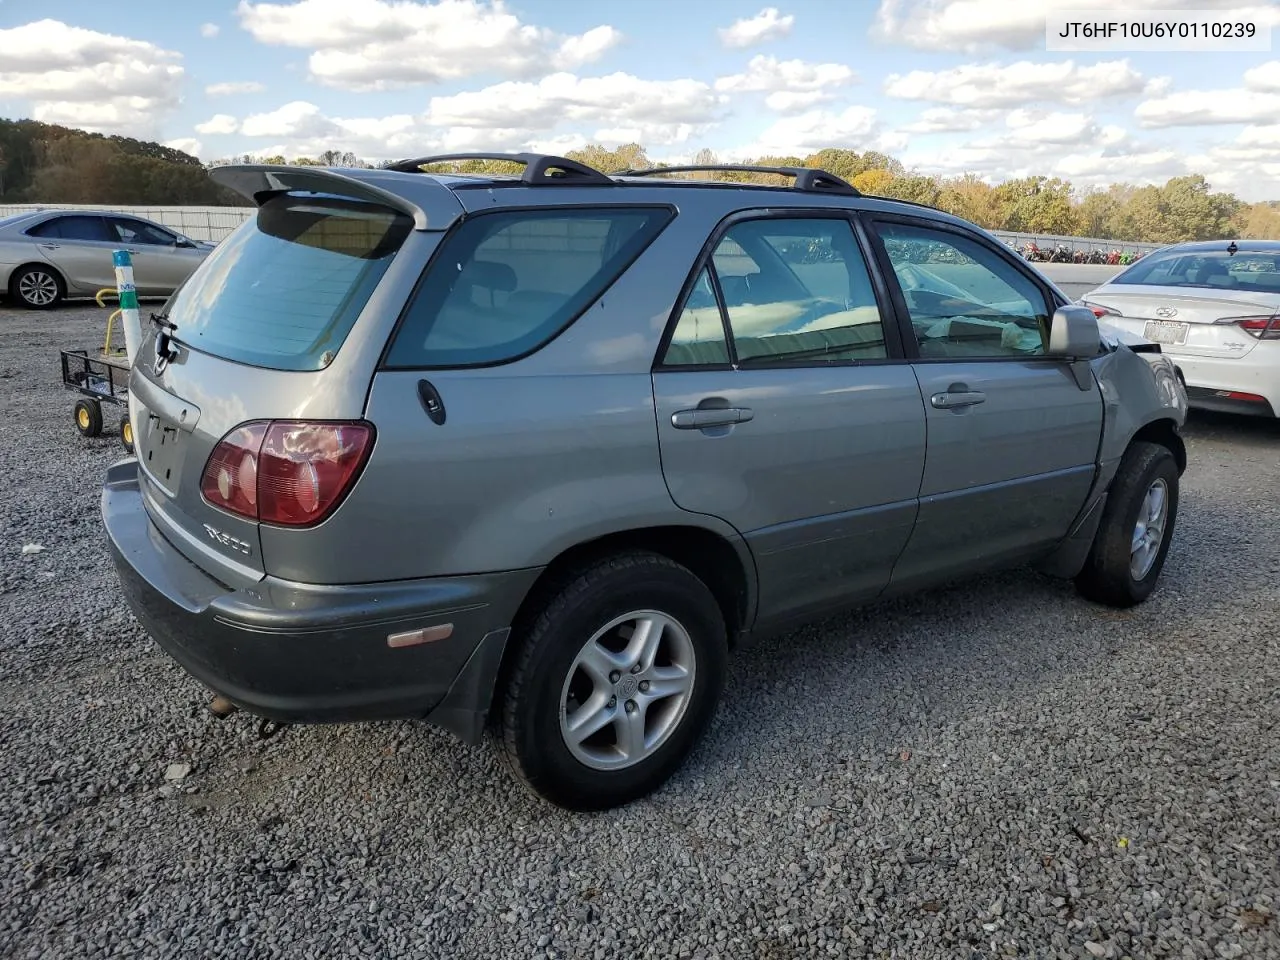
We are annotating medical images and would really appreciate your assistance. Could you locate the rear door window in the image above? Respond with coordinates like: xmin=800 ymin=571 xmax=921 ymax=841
xmin=661 ymin=217 xmax=891 ymax=367
xmin=383 ymin=207 xmax=673 ymax=368
xmin=28 ymin=215 xmax=114 ymax=242
xmin=165 ymin=195 xmax=413 ymax=371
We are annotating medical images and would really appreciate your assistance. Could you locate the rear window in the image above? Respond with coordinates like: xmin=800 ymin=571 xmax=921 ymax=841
xmin=383 ymin=206 xmax=672 ymax=368
xmin=1112 ymin=249 xmax=1280 ymax=295
xmin=167 ymin=194 xmax=413 ymax=371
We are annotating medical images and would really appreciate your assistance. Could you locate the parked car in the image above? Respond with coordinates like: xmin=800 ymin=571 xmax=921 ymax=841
xmin=1081 ymin=240 xmax=1280 ymax=418
xmin=0 ymin=209 xmax=214 ymax=309
xmin=102 ymin=155 xmax=1189 ymax=811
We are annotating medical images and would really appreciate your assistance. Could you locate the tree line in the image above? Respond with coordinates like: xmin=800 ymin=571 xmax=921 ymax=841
xmin=4 ymin=119 xmax=1277 ymax=242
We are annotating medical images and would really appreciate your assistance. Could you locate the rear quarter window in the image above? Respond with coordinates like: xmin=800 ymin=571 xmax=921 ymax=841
xmin=383 ymin=206 xmax=673 ymax=368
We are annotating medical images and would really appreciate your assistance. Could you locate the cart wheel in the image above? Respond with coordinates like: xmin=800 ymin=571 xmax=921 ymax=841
xmin=119 ymin=415 xmax=135 ymax=454
xmin=74 ymin=399 xmax=103 ymax=438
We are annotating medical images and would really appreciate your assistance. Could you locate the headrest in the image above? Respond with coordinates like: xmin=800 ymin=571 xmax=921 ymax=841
xmin=457 ymin=259 xmax=517 ymax=292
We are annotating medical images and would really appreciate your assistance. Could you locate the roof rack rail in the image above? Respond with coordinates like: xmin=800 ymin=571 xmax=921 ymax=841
xmin=616 ymin=164 xmax=861 ymax=197
xmin=383 ymin=152 xmax=613 ymax=185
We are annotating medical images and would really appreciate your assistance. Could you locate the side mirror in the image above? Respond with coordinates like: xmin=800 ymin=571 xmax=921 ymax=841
xmin=1047 ymin=304 xmax=1100 ymax=359
xmin=175 ymin=237 xmax=195 ymax=249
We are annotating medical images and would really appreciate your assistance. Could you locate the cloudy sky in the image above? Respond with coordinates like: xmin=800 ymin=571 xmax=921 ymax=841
xmin=2 ymin=0 xmax=1279 ymax=199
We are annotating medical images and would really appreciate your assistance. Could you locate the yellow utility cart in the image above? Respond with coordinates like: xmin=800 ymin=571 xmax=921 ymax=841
xmin=58 ymin=287 xmax=135 ymax=453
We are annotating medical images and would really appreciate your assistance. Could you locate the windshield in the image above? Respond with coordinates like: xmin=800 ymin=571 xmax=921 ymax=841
xmin=165 ymin=194 xmax=413 ymax=371
xmin=1111 ymin=248 xmax=1280 ymax=295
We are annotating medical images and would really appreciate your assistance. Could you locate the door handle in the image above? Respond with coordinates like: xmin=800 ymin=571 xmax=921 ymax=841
xmin=671 ymin=406 xmax=753 ymax=429
xmin=38 ymin=242 xmax=60 ymax=250
xmin=930 ymin=390 xmax=986 ymax=410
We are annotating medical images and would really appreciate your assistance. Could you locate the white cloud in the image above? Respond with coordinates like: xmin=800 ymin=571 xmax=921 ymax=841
xmin=195 ymin=114 xmax=240 ymax=135
xmin=235 ymin=100 xmax=528 ymax=159
xmin=164 ymin=138 xmax=204 ymax=158
xmin=425 ymin=72 xmax=727 ymax=145
xmin=1237 ymin=124 xmax=1280 ymax=147
xmin=1135 ymin=89 xmax=1280 ymax=127
xmin=718 ymin=7 xmax=795 ymax=48
xmin=884 ymin=59 xmax=1147 ymax=107
xmin=895 ymin=107 xmax=1182 ymax=189
xmin=201 ymin=22 xmax=220 ymax=38
xmin=871 ymin=0 xmax=1271 ymax=54
xmin=1134 ymin=60 xmax=1280 ymax=128
xmin=0 ymin=19 xmax=184 ymax=135
xmin=715 ymin=55 xmax=856 ymax=110
xmin=1003 ymin=109 xmax=1098 ymax=145
xmin=1243 ymin=60 xmax=1280 ymax=91
xmin=235 ymin=0 xmax=622 ymax=91
xmin=735 ymin=105 xmax=881 ymax=156
xmin=902 ymin=107 xmax=1002 ymax=133
xmin=1053 ymin=148 xmax=1183 ymax=181
xmin=207 ymin=81 xmax=266 ymax=96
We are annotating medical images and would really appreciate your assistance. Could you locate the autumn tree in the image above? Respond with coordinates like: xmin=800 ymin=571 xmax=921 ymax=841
xmin=851 ymin=169 xmax=894 ymax=195
xmin=937 ymin=174 xmax=1001 ymax=229
xmin=993 ymin=176 xmax=1080 ymax=234
xmin=881 ymin=174 xmax=942 ymax=207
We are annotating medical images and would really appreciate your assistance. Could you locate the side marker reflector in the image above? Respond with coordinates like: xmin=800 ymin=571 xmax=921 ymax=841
xmin=387 ymin=624 xmax=454 ymax=648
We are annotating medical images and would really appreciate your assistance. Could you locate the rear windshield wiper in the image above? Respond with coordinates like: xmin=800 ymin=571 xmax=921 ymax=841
xmin=150 ymin=312 xmax=180 ymax=361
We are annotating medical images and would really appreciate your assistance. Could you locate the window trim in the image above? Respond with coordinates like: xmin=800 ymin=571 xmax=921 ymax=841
xmin=653 ymin=208 xmax=906 ymax=373
xmin=24 ymin=214 xmax=114 ymax=244
xmin=860 ymin=212 xmax=1067 ymax=365
xmin=377 ymin=202 xmax=678 ymax=372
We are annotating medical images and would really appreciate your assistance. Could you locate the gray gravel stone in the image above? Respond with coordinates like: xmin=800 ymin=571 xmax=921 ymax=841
xmin=2 ymin=304 xmax=1280 ymax=959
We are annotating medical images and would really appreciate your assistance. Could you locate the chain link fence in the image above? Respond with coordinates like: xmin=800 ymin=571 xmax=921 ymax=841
xmin=2 ymin=203 xmax=1172 ymax=254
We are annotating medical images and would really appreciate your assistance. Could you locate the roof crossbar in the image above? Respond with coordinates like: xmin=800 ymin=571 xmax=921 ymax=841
xmin=616 ymin=164 xmax=861 ymax=197
xmin=384 ymin=152 xmax=614 ymax=185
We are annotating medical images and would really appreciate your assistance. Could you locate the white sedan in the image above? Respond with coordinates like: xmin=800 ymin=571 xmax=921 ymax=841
xmin=1080 ymin=240 xmax=1280 ymax=419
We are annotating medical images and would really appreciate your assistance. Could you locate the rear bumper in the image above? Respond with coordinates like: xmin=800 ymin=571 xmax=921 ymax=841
xmin=102 ymin=460 xmax=540 ymax=741
xmin=1170 ymin=351 xmax=1280 ymax=418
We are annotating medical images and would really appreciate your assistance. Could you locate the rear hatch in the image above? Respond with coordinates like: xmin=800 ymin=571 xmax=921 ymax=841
xmin=126 ymin=169 xmax=456 ymax=588
xmin=1086 ymin=286 xmax=1280 ymax=360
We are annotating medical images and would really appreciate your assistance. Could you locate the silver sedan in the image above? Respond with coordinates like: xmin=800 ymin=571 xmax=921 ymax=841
xmin=0 ymin=210 xmax=214 ymax=309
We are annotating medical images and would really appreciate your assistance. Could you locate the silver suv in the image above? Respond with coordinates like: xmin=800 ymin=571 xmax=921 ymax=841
xmin=102 ymin=154 xmax=1189 ymax=810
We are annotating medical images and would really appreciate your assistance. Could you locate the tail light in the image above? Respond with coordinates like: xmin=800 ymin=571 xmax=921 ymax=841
xmin=1221 ymin=316 xmax=1280 ymax=340
xmin=201 ymin=421 xmax=375 ymax=527
xmin=1079 ymin=300 xmax=1119 ymax=319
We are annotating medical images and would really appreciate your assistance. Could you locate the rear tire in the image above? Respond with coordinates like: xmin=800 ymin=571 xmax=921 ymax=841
xmin=10 ymin=264 xmax=64 ymax=309
xmin=74 ymin=399 xmax=103 ymax=438
xmin=119 ymin=415 xmax=135 ymax=454
xmin=498 ymin=551 xmax=727 ymax=811
xmin=1075 ymin=441 xmax=1179 ymax=608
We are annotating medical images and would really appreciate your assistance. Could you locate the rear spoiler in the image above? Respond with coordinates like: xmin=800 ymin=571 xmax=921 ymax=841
xmin=208 ymin=165 xmax=464 ymax=231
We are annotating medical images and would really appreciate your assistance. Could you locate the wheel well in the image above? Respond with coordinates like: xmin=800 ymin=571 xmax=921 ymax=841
xmin=1132 ymin=418 xmax=1187 ymax=475
xmin=8 ymin=261 xmax=66 ymax=295
xmin=511 ymin=526 xmax=753 ymax=646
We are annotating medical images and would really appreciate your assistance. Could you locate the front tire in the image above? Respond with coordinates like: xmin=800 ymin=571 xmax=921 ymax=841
xmin=499 ymin=552 xmax=727 ymax=811
xmin=1075 ymin=441 xmax=1179 ymax=608
xmin=74 ymin=399 xmax=103 ymax=438
xmin=10 ymin=264 xmax=64 ymax=309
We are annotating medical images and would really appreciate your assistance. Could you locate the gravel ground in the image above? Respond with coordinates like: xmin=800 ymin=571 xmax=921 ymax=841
xmin=2 ymin=303 xmax=1279 ymax=960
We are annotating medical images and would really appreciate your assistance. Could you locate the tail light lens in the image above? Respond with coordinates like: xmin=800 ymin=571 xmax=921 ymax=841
xmin=1079 ymin=300 xmax=1119 ymax=319
xmin=1223 ymin=316 xmax=1280 ymax=340
xmin=201 ymin=421 xmax=374 ymax=527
